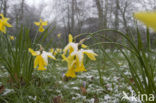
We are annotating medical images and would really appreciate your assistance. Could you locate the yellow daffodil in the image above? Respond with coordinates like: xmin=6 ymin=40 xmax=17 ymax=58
xmin=71 ymin=49 xmax=98 ymax=72
xmin=62 ymin=34 xmax=79 ymax=77
xmin=63 ymin=34 xmax=78 ymax=55
xmin=9 ymin=36 xmax=15 ymax=40
xmin=134 ymin=11 xmax=156 ymax=32
xmin=34 ymin=19 xmax=48 ymax=32
xmin=62 ymin=34 xmax=98 ymax=78
xmin=57 ymin=33 xmax=62 ymax=38
xmin=0 ymin=14 xmax=12 ymax=33
xmin=29 ymin=48 xmax=55 ymax=71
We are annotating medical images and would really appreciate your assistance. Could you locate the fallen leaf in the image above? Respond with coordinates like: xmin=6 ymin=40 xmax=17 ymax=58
xmin=0 ymin=85 xmax=5 ymax=94
xmin=80 ymin=86 xmax=87 ymax=95
xmin=53 ymin=96 xmax=64 ymax=103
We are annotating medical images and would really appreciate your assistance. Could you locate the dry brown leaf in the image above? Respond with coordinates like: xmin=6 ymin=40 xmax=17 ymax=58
xmin=80 ymin=86 xmax=87 ymax=95
xmin=0 ymin=85 xmax=5 ymax=94
xmin=53 ymin=96 xmax=64 ymax=103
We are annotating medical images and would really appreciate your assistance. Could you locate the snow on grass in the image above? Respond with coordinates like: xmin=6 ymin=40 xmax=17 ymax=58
xmin=2 ymin=89 xmax=14 ymax=96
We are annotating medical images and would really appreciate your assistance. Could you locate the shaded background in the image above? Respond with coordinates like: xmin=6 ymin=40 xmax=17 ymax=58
xmin=1 ymin=0 xmax=156 ymax=48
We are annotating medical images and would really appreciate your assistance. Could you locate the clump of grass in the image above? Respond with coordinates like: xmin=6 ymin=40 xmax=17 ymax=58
xmin=82 ymin=28 xmax=156 ymax=102
xmin=0 ymin=25 xmax=55 ymax=86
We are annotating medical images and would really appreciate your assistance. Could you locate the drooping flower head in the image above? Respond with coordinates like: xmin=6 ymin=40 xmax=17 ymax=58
xmin=34 ymin=19 xmax=48 ymax=32
xmin=71 ymin=49 xmax=98 ymax=72
xmin=134 ymin=11 xmax=156 ymax=32
xmin=29 ymin=47 xmax=55 ymax=71
xmin=0 ymin=14 xmax=12 ymax=33
xmin=62 ymin=34 xmax=78 ymax=77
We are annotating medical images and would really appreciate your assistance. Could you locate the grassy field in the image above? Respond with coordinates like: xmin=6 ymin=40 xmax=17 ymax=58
xmin=0 ymin=50 xmax=136 ymax=103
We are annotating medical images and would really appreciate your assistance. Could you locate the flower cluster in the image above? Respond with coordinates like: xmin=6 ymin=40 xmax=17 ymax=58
xmin=62 ymin=34 xmax=98 ymax=78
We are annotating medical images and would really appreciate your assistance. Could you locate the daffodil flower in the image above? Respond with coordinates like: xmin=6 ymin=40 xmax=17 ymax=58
xmin=63 ymin=34 xmax=78 ymax=55
xmin=57 ymin=33 xmax=62 ymax=38
xmin=34 ymin=19 xmax=48 ymax=32
xmin=9 ymin=36 xmax=15 ymax=40
xmin=134 ymin=11 xmax=156 ymax=32
xmin=29 ymin=48 xmax=55 ymax=71
xmin=71 ymin=49 xmax=98 ymax=72
xmin=0 ymin=14 xmax=12 ymax=33
xmin=62 ymin=34 xmax=79 ymax=77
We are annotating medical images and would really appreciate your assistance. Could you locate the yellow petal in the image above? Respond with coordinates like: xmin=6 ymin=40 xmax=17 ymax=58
xmin=65 ymin=69 xmax=76 ymax=78
xmin=69 ymin=34 xmax=73 ymax=43
xmin=34 ymin=22 xmax=40 ymax=26
xmin=6 ymin=23 xmax=12 ymax=27
xmin=62 ymin=54 xmax=68 ymax=61
xmin=75 ymin=64 xmax=87 ymax=72
xmin=134 ymin=11 xmax=156 ymax=31
xmin=38 ymin=55 xmax=47 ymax=70
xmin=83 ymin=51 xmax=98 ymax=61
xmin=34 ymin=56 xmax=39 ymax=68
xmin=28 ymin=48 xmax=38 ymax=56
xmin=42 ymin=21 xmax=48 ymax=26
xmin=81 ymin=44 xmax=88 ymax=48
xmin=48 ymin=55 xmax=56 ymax=60
xmin=1 ymin=26 xmax=6 ymax=33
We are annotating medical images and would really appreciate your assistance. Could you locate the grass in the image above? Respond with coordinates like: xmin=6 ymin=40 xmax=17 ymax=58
xmin=0 ymin=49 xmax=134 ymax=103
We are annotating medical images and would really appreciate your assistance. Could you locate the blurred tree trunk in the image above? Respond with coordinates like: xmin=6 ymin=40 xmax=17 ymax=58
xmin=104 ymin=0 xmax=108 ymax=29
xmin=114 ymin=0 xmax=119 ymax=30
xmin=20 ymin=0 xmax=25 ymax=21
xmin=95 ymin=0 xmax=104 ymax=29
xmin=0 ymin=0 xmax=3 ymax=13
xmin=3 ymin=0 xmax=8 ymax=16
xmin=119 ymin=1 xmax=129 ymax=33
xmin=67 ymin=4 xmax=71 ymax=34
xmin=71 ymin=0 xmax=75 ymax=34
